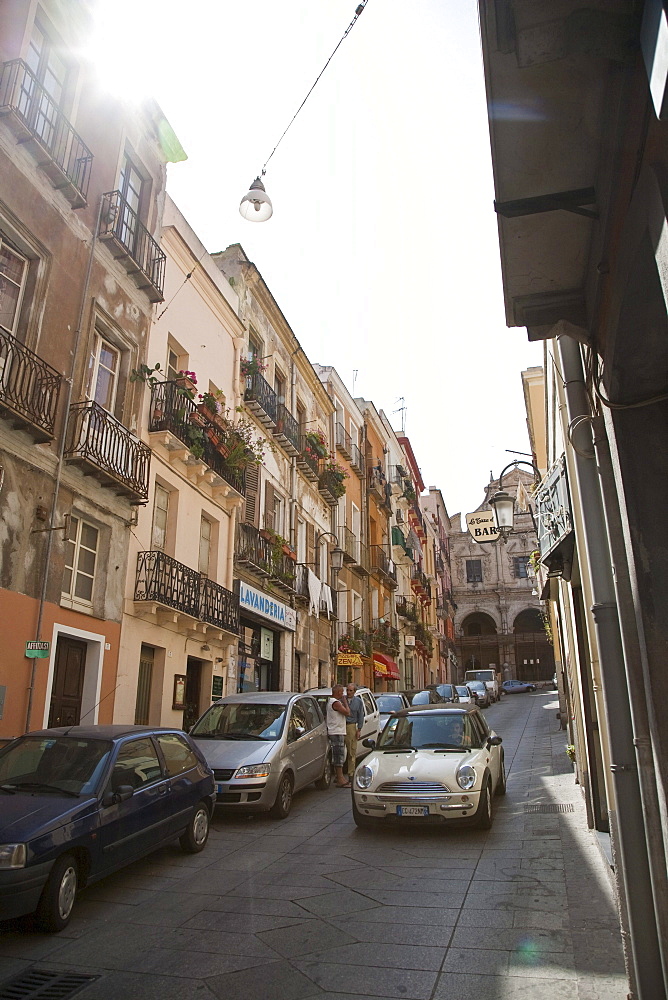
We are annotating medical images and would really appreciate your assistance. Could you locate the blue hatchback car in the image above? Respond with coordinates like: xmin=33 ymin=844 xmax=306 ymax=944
xmin=0 ymin=725 xmax=215 ymax=931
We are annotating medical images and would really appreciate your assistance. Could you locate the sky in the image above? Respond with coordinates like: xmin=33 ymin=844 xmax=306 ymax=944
xmin=88 ymin=0 xmax=542 ymax=522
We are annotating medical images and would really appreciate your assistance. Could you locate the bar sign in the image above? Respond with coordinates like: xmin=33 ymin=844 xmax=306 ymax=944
xmin=26 ymin=641 xmax=50 ymax=658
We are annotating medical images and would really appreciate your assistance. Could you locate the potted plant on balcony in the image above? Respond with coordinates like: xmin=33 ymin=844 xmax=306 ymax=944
xmin=304 ymin=430 xmax=328 ymax=460
xmin=224 ymin=412 xmax=270 ymax=469
xmin=175 ymin=369 xmax=198 ymax=397
xmin=198 ymin=390 xmax=228 ymax=428
xmin=323 ymin=457 xmax=349 ymax=498
xmin=240 ymin=357 xmax=267 ymax=380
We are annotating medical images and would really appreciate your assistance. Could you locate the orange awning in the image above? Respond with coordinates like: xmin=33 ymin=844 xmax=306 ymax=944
xmin=373 ymin=653 xmax=400 ymax=680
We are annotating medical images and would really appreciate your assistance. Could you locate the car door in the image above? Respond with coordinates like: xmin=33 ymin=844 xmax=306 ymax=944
xmin=154 ymin=732 xmax=204 ymax=838
xmin=301 ymin=696 xmax=328 ymax=780
xmin=471 ymin=711 xmax=500 ymax=786
xmin=359 ymin=691 xmax=380 ymax=750
xmin=285 ymin=701 xmax=315 ymax=790
xmin=97 ymin=736 xmax=171 ymax=873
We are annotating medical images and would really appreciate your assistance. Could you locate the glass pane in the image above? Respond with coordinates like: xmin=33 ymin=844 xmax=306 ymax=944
xmin=67 ymin=515 xmax=78 ymax=542
xmin=157 ymin=733 xmax=197 ymax=777
xmin=62 ymin=567 xmax=72 ymax=594
xmin=94 ymin=366 xmax=114 ymax=410
xmin=81 ymin=523 xmax=98 ymax=550
xmin=64 ymin=540 xmax=75 ymax=569
xmin=0 ymin=277 xmax=20 ymax=333
xmin=112 ymin=737 xmax=162 ymax=789
xmin=26 ymin=29 xmax=44 ymax=75
xmin=0 ymin=245 xmax=25 ymax=285
xmin=99 ymin=342 xmax=118 ymax=372
xmin=77 ymin=547 xmax=96 ymax=576
xmin=74 ymin=573 xmax=93 ymax=601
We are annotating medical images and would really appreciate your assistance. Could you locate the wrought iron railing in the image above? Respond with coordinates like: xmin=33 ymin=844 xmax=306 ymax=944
xmin=0 ymin=59 xmax=92 ymax=204
xmin=396 ymin=596 xmax=418 ymax=621
xmin=134 ymin=550 xmax=239 ymax=634
xmin=275 ymin=402 xmax=300 ymax=453
xmin=149 ymin=382 xmax=246 ymax=496
xmin=411 ymin=565 xmax=432 ymax=599
xmin=415 ymin=622 xmax=434 ymax=653
xmin=353 ymin=541 xmax=370 ymax=572
xmin=338 ymin=621 xmax=371 ymax=656
xmin=298 ymin=434 xmax=321 ymax=480
xmin=235 ymin=521 xmax=296 ymax=589
xmin=349 ymin=442 xmax=365 ymax=476
xmin=244 ymin=371 xmax=277 ymax=423
xmin=339 ymin=525 xmax=358 ymax=561
xmin=335 ymin=422 xmax=352 ymax=459
xmin=370 ymin=544 xmax=397 ymax=584
xmin=368 ymin=467 xmax=387 ymax=500
xmin=318 ymin=467 xmax=346 ymax=504
xmin=371 ymin=619 xmax=400 ymax=654
xmin=64 ymin=400 xmax=150 ymax=501
xmin=99 ymin=190 xmax=166 ymax=299
xmin=0 ymin=328 xmax=61 ymax=438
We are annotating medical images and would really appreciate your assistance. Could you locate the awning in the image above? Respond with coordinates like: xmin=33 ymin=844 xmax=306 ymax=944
xmin=373 ymin=653 xmax=400 ymax=680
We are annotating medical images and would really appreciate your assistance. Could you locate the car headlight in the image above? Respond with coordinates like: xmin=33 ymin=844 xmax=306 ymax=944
xmin=0 ymin=844 xmax=26 ymax=869
xmin=456 ymin=764 xmax=476 ymax=790
xmin=355 ymin=765 xmax=374 ymax=789
xmin=234 ymin=764 xmax=271 ymax=778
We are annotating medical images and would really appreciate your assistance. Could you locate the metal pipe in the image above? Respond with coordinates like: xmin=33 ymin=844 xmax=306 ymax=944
xmin=557 ymin=333 xmax=665 ymax=999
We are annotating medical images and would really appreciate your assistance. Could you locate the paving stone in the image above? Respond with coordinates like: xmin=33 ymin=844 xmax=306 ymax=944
xmin=296 ymin=960 xmax=438 ymax=999
xmin=432 ymin=972 xmax=578 ymax=999
xmin=442 ymin=947 xmax=511 ymax=976
xmin=332 ymin=918 xmax=453 ymax=947
xmin=360 ymin=905 xmax=460 ymax=926
xmin=296 ymin=889 xmax=379 ymax=917
xmin=206 ymin=959 xmax=320 ymax=1000
xmin=182 ymin=909 xmax=306 ymax=933
xmin=258 ymin=920 xmax=357 ymax=959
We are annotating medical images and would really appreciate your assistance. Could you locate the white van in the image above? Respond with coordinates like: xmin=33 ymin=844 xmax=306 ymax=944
xmin=464 ymin=669 xmax=500 ymax=703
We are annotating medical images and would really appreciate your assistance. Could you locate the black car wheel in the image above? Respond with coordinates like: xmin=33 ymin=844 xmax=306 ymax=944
xmin=495 ymin=755 xmax=507 ymax=796
xmin=315 ymin=752 xmax=332 ymax=790
xmin=473 ymin=779 xmax=493 ymax=829
xmin=271 ymin=772 xmax=294 ymax=819
xmin=180 ymin=802 xmax=211 ymax=853
xmin=35 ymin=853 xmax=78 ymax=932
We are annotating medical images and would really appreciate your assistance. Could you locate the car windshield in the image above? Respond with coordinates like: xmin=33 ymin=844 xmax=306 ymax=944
xmin=0 ymin=737 xmax=112 ymax=796
xmin=467 ymin=671 xmax=494 ymax=681
xmin=378 ymin=713 xmax=484 ymax=750
xmin=468 ymin=681 xmax=485 ymax=691
xmin=191 ymin=703 xmax=287 ymax=741
xmin=376 ymin=695 xmax=405 ymax=713
xmin=456 ymin=686 xmax=470 ymax=697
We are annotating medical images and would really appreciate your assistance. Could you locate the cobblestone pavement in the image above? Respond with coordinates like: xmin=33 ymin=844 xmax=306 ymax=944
xmin=0 ymin=692 xmax=629 ymax=1000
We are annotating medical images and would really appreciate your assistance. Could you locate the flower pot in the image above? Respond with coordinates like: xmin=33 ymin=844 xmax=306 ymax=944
xmin=189 ymin=411 xmax=206 ymax=427
xmin=175 ymin=376 xmax=197 ymax=396
xmin=259 ymin=529 xmax=272 ymax=541
xmin=283 ymin=545 xmax=296 ymax=559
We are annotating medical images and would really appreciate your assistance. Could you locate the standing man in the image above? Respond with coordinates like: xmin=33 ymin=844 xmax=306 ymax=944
xmin=327 ymin=684 xmax=351 ymax=787
xmin=345 ymin=683 xmax=364 ymax=783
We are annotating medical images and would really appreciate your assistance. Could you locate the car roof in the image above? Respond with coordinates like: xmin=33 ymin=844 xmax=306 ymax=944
xmin=216 ymin=692 xmax=299 ymax=705
xmin=22 ymin=725 xmax=187 ymax=740
xmin=307 ymin=687 xmax=371 ymax=695
xmin=391 ymin=704 xmax=478 ymax=718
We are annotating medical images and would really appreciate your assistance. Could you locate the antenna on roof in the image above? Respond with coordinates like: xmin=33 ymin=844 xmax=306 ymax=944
xmin=392 ymin=397 xmax=406 ymax=434
xmin=352 ymin=369 xmax=358 ymax=395
xmin=61 ymin=683 xmax=120 ymax=736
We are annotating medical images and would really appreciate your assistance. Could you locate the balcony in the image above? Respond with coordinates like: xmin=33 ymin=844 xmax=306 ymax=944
xmin=368 ymin=467 xmax=387 ymax=502
xmin=274 ymin=403 xmax=300 ymax=455
xmin=414 ymin=622 xmax=434 ymax=655
xmin=235 ymin=521 xmax=296 ymax=594
xmin=149 ymin=382 xmax=246 ymax=498
xmin=409 ymin=501 xmax=427 ymax=540
xmin=351 ymin=541 xmax=370 ymax=575
xmin=349 ymin=442 xmax=365 ymax=478
xmin=338 ymin=622 xmax=371 ymax=656
xmin=391 ymin=524 xmax=413 ymax=561
xmin=294 ymin=564 xmax=337 ymax=617
xmin=318 ymin=467 xmax=345 ymax=506
xmin=244 ymin=371 xmax=277 ymax=428
xmin=339 ymin=525 xmax=358 ymax=564
xmin=369 ymin=545 xmax=398 ymax=588
xmin=134 ymin=550 xmax=239 ymax=635
xmin=64 ymin=401 xmax=150 ymax=502
xmin=99 ymin=190 xmax=166 ymax=301
xmin=0 ymin=329 xmax=61 ymax=441
xmin=296 ymin=434 xmax=321 ymax=482
xmin=335 ymin=422 xmax=353 ymax=459
xmin=396 ymin=596 xmax=418 ymax=622
xmin=370 ymin=619 xmax=400 ymax=655
xmin=0 ymin=60 xmax=92 ymax=208
xmin=411 ymin=565 xmax=432 ymax=602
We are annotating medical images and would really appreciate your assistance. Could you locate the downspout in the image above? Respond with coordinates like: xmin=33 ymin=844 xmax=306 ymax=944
xmin=557 ymin=333 xmax=664 ymax=1000
xmin=26 ymin=196 xmax=104 ymax=734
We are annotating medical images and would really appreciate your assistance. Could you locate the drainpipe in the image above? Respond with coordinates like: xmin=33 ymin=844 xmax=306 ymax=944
xmin=557 ymin=333 xmax=664 ymax=1000
xmin=26 ymin=196 xmax=104 ymax=734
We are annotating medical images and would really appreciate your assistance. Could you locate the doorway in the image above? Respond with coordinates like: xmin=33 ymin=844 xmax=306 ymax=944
xmin=183 ymin=657 xmax=202 ymax=732
xmin=48 ymin=637 xmax=87 ymax=727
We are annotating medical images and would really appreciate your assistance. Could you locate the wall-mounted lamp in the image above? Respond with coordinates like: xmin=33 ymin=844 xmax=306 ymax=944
xmin=489 ymin=460 xmax=541 ymax=543
xmin=316 ymin=531 xmax=345 ymax=573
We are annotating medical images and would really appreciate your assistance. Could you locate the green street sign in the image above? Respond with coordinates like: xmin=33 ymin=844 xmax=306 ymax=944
xmin=26 ymin=641 xmax=50 ymax=659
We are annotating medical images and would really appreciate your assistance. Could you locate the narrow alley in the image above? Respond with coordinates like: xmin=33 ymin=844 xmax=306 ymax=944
xmin=0 ymin=692 xmax=628 ymax=1000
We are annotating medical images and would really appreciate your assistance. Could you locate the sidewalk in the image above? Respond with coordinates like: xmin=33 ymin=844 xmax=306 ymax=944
xmin=0 ymin=692 xmax=629 ymax=1000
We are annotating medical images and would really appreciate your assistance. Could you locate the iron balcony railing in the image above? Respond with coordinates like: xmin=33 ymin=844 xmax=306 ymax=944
xmin=411 ymin=564 xmax=432 ymax=600
xmin=149 ymin=382 xmax=246 ymax=496
xmin=244 ymin=371 xmax=277 ymax=425
xmin=297 ymin=434 xmax=321 ymax=481
xmin=335 ymin=422 xmax=353 ymax=459
xmin=99 ymin=190 xmax=166 ymax=301
xmin=349 ymin=441 xmax=364 ymax=477
xmin=0 ymin=59 xmax=92 ymax=206
xmin=339 ymin=525 xmax=358 ymax=562
xmin=337 ymin=622 xmax=371 ymax=656
xmin=318 ymin=467 xmax=345 ymax=505
xmin=370 ymin=544 xmax=397 ymax=586
xmin=371 ymin=619 xmax=400 ymax=655
xmin=294 ymin=564 xmax=337 ymax=616
xmin=275 ymin=402 xmax=300 ymax=455
xmin=0 ymin=328 xmax=61 ymax=440
xmin=64 ymin=400 xmax=150 ymax=501
xmin=368 ymin=467 xmax=387 ymax=499
xmin=352 ymin=541 xmax=370 ymax=573
xmin=415 ymin=622 xmax=434 ymax=653
xmin=134 ymin=551 xmax=239 ymax=635
xmin=235 ymin=521 xmax=296 ymax=591
xmin=396 ymin=596 xmax=418 ymax=621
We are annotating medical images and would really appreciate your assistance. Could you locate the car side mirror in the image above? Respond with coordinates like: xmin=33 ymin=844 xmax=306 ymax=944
xmin=488 ymin=735 xmax=502 ymax=746
xmin=102 ymin=784 xmax=134 ymax=808
xmin=362 ymin=738 xmax=376 ymax=749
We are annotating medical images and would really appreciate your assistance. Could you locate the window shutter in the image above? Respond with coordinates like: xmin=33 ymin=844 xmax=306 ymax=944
xmin=264 ymin=481 xmax=275 ymax=531
xmin=244 ymin=465 xmax=260 ymax=526
xmin=307 ymin=522 xmax=316 ymax=569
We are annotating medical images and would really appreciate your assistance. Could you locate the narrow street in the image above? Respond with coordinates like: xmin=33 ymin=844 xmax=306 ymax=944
xmin=0 ymin=693 xmax=628 ymax=1000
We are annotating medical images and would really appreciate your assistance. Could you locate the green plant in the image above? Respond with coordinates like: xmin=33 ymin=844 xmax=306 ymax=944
xmin=566 ymin=744 xmax=576 ymax=762
xmin=542 ymin=612 xmax=553 ymax=644
xmin=186 ymin=425 xmax=205 ymax=459
xmin=304 ymin=430 xmax=328 ymax=459
xmin=198 ymin=390 xmax=226 ymax=417
xmin=130 ymin=362 xmax=164 ymax=387
xmin=323 ymin=457 xmax=349 ymax=498
xmin=401 ymin=480 xmax=416 ymax=503
xmin=240 ymin=357 xmax=267 ymax=379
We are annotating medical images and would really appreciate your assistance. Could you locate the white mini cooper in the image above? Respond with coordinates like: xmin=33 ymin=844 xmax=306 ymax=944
xmin=352 ymin=704 xmax=505 ymax=829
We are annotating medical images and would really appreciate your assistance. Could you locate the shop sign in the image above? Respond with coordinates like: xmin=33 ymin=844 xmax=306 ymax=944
xmin=534 ymin=457 xmax=573 ymax=561
xmin=465 ymin=510 xmax=500 ymax=543
xmin=404 ymin=635 xmax=416 ymax=646
xmin=25 ymin=640 xmax=50 ymax=658
xmin=337 ymin=653 xmax=363 ymax=667
xmin=211 ymin=675 xmax=224 ymax=700
xmin=237 ymin=581 xmax=296 ymax=631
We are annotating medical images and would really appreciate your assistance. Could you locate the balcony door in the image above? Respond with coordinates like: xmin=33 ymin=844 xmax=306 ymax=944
xmin=24 ymin=24 xmax=68 ymax=150
xmin=87 ymin=333 xmax=119 ymax=412
xmin=118 ymin=156 xmax=143 ymax=254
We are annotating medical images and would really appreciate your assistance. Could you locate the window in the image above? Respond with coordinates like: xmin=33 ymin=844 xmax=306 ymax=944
xmin=248 ymin=332 xmax=262 ymax=362
xmin=167 ymin=348 xmax=180 ymax=381
xmin=151 ymin=484 xmax=169 ymax=551
xmin=25 ymin=23 xmax=68 ymax=147
xmin=301 ymin=697 xmax=322 ymax=730
xmin=287 ymin=702 xmax=310 ymax=742
xmin=62 ymin=515 xmax=98 ymax=608
xmin=274 ymin=369 xmax=286 ymax=404
xmin=360 ymin=692 xmax=374 ymax=715
xmin=118 ymin=154 xmax=144 ymax=251
xmin=351 ymin=503 xmax=361 ymax=541
xmin=86 ymin=333 xmax=119 ymax=411
xmin=111 ymin=737 xmax=162 ymax=791
xmin=318 ymin=538 xmax=328 ymax=580
xmin=297 ymin=517 xmax=307 ymax=563
xmin=199 ymin=516 xmax=212 ymax=576
xmin=0 ymin=238 xmax=28 ymax=336
xmin=514 ymin=556 xmax=530 ymax=579
xmin=466 ymin=559 xmax=483 ymax=583
xmin=156 ymin=733 xmax=198 ymax=777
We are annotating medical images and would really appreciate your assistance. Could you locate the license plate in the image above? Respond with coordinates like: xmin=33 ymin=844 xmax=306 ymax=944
xmin=216 ymin=783 xmax=226 ymax=794
xmin=397 ymin=805 xmax=429 ymax=817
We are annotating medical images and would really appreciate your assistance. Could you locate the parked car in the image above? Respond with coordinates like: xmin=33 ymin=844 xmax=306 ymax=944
xmin=465 ymin=680 xmax=491 ymax=708
xmin=455 ymin=685 xmax=474 ymax=705
xmin=309 ymin=687 xmax=380 ymax=759
xmin=427 ymin=683 xmax=460 ymax=704
xmin=464 ymin=668 xmax=500 ymax=702
xmin=402 ymin=689 xmax=444 ymax=707
xmin=0 ymin=725 xmax=215 ymax=931
xmin=352 ymin=705 xmax=505 ymax=829
xmin=191 ymin=692 xmax=330 ymax=819
xmin=374 ymin=692 xmax=411 ymax=731
xmin=502 ymin=680 xmax=537 ymax=694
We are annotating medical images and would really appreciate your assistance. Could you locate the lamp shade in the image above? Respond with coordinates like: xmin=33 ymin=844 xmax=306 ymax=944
xmin=330 ymin=546 xmax=345 ymax=573
xmin=489 ymin=489 xmax=515 ymax=534
xmin=239 ymin=176 xmax=273 ymax=222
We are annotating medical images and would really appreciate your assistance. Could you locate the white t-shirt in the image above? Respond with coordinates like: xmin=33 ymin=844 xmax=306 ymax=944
xmin=326 ymin=697 xmax=347 ymax=735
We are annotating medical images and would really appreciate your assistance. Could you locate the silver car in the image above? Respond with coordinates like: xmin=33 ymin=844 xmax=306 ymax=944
xmin=375 ymin=692 xmax=410 ymax=731
xmin=190 ymin=692 xmax=331 ymax=819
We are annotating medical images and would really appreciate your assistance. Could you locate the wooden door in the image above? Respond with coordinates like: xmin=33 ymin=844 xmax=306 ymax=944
xmin=48 ymin=638 xmax=87 ymax=727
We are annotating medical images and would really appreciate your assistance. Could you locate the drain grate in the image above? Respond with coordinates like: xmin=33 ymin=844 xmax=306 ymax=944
xmin=0 ymin=970 xmax=99 ymax=1000
xmin=525 ymin=803 xmax=575 ymax=813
